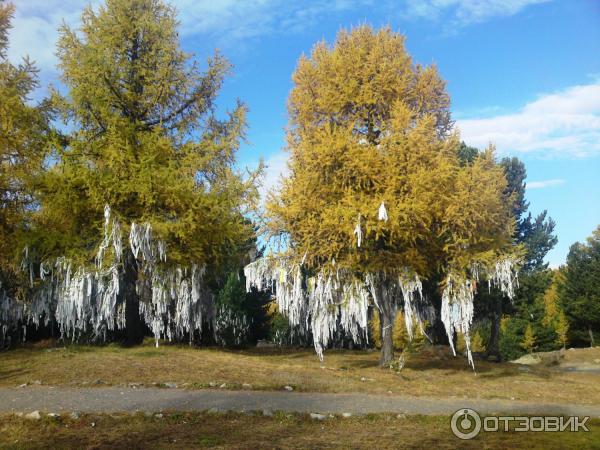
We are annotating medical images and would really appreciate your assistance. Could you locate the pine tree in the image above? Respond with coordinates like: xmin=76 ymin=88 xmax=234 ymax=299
xmin=559 ymin=226 xmax=600 ymax=347
xmin=474 ymin=156 xmax=557 ymax=361
xmin=26 ymin=0 xmax=260 ymax=344
xmin=215 ymin=271 xmax=271 ymax=345
xmin=262 ymin=26 xmax=517 ymax=366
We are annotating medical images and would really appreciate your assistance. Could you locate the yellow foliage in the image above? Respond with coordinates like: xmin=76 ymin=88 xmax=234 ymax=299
xmin=0 ymin=2 xmax=49 ymax=274
xmin=393 ymin=313 xmax=409 ymax=348
xmin=542 ymin=272 xmax=562 ymax=326
xmin=457 ymin=329 xmax=486 ymax=354
xmin=471 ymin=330 xmax=486 ymax=353
xmin=370 ymin=309 xmax=425 ymax=350
xmin=500 ymin=315 xmax=511 ymax=333
xmin=370 ymin=309 xmax=382 ymax=348
xmin=265 ymin=301 xmax=279 ymax=319
xmin=32 ymin=0 xmax=260 ymax=270
xmin=521 ymin=324 xmax=536 ymax=353
xmin=267 ymin=25 xmax=515 ymax=279
xmin=542 ymin=271 xmax=570 ymax=349
xmin=555 ymin=311 xmax=569 ymax=349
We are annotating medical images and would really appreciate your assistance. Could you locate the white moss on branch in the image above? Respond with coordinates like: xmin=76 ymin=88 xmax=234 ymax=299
xmin=1 ymin=205 xmax=248 ymax=347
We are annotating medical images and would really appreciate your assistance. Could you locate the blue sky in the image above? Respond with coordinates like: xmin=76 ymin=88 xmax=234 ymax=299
xmin=8 ymin=0 xmax=600 ymax=267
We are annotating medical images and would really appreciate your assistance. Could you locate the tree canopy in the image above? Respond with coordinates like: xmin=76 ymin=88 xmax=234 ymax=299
xmin=268 ymin=26 xmax=514 ymax=276
xmin=12 ymin=0 xmax=261 ymax=345
xmin=246 ymin=26 xmax=520 ymax=366
xmin=31 ymin=0 xmax=258 ymax=269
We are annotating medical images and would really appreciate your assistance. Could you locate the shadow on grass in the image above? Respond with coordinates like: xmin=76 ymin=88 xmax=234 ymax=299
xmin=0 ymin=367 xmax=29 ymax=381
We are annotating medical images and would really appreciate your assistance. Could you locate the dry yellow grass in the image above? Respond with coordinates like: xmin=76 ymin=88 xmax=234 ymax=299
xmin=1 ymin=411 xmax=599 ymax=450
xmin=1 ymin=340 xmax=599 ymax=405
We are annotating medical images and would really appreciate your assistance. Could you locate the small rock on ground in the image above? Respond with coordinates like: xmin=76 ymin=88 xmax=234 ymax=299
xmin=342 ymin=412 xmax=352 ymax=418
xmin=164 ymin=382 xmax=177 ymax=389
xmin=284 ymin=385 xmax=294 ymax=391
xmin=310 ymin=413 xmax=327 ymax=421
xmin=25 ymin=411 xmax=41 ymax=420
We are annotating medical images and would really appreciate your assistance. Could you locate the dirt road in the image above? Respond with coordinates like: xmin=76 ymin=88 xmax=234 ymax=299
xmin=2 ymin=387 xmax=599 ymax=417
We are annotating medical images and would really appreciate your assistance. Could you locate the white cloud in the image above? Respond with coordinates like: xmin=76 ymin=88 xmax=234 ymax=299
xmin=7 ymin=0 xmax=548 ymax=77
xmin=175 ymin=0 xmax=282 ymax=41
xmin=526 ymin=179 xmax=565 ymax=189
xmin=6 ymin=0 xmax=374 ymax=74
xmin=7 ymin=0 xmax=102 ymax=72
xmin=404 ymin=0 xmax=550 ymax=26
xmin=175 ymin=0 xmax=367 ymax=40
xmin=259 ymin=150 xmax=289 ymax=202
xmin=457 ymin=81 xmax=600 ymax=157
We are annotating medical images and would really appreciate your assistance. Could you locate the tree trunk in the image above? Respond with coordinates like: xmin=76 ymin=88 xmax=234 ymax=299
xmin=422 ymin=273 xmax=446 ymax=345
xmin=379 ymin=300 xmax=395 ymax=367
xmin=589 ymin=327 xmax=595 ymax=348
xmin=486 ymin=297 xmax=502 ymax=361
xmin=123 ymin=248 xmax=144 ymax=346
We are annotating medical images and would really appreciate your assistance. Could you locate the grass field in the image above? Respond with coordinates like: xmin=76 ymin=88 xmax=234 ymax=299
xmin=1 ymin=411 xmax=599 ymax=450
xmin=2 ymin=340 xmax=599 ymax=405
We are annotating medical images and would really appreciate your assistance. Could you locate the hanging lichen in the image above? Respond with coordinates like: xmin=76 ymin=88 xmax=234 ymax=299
xmin=244 ymin=256 xmax=435 ymax=361
xmin=0 ymin=206 xmax=250 ymax=347
xmin=441 ymin=257 xmax=519 ymax=368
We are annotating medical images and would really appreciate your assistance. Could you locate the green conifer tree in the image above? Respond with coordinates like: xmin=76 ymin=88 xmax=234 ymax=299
xmin=559 ymin=226 xmax=600 ymax=347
